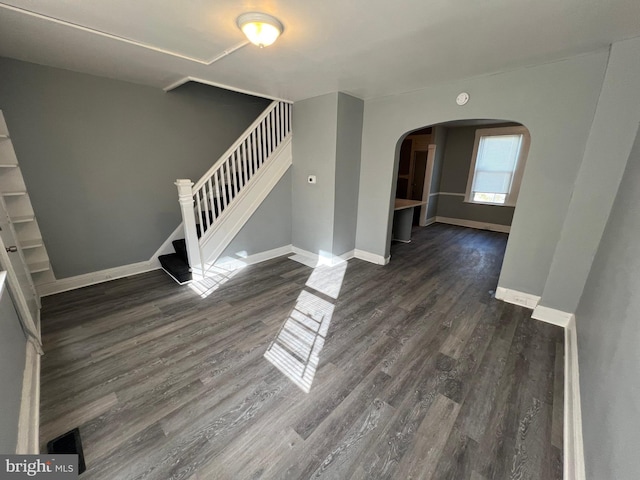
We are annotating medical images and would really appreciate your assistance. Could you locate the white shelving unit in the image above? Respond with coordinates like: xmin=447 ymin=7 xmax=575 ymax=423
xmin=0 ymin=111 xmax=55 ymax=292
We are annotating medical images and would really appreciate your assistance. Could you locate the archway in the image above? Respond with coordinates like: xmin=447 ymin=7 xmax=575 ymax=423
xmin=388 ymin=119 xmax=531 ymax=255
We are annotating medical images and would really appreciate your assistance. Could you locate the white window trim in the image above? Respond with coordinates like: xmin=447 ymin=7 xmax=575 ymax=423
xmin=464 ymin=126 xmax=531 ymax=207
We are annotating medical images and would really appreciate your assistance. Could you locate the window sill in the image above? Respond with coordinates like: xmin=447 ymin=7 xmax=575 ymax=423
xmin=463 ymin=199 xmax=516 ymax=207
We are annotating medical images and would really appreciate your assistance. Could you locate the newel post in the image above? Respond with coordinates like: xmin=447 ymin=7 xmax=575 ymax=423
xmin=175 ymin=179 xmax=204 ymax=280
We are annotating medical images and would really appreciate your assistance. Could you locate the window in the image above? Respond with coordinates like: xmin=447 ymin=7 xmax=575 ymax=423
xmin=464 ymin=126 xmax=530 ymax=206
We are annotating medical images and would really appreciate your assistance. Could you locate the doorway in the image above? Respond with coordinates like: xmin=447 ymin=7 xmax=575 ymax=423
xmin=390 ymin=119 xmax=530 ymax=248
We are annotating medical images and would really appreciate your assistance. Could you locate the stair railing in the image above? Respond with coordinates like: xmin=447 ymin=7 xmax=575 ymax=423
xmin=176 ymin=100 xmax=292 ymax=279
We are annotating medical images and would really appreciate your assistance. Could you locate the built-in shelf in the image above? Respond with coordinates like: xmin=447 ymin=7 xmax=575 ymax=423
xmin=28 ymin=261 xmax=50 ymax=274
xmin=10 ymin=215 xmax=35 ymax=224
xmin=20 ymin=239 xmax=44 ymax=250
xmin=0 ymin=109 xmax=55 ymax=291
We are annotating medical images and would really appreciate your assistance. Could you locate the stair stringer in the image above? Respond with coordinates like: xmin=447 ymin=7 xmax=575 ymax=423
xmin=198 ymin=137 xmax=292 ymax=276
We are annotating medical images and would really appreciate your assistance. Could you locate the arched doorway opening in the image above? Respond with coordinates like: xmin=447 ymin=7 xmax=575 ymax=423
xmin=389 ymin=119 xmax=530 ymax=249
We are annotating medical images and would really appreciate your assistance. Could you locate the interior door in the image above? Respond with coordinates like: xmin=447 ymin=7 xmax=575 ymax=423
xmin=0 ymin=198 xmax=40 ymax=340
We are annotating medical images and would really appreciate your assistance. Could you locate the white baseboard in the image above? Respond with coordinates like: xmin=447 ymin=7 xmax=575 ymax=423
xmin=38 ymin=261 xmax=159 ymax=297
xmin=16 ymin=340 xmax=40 ymax=454
xmin=435 ymin=216 xmax=511 ymax=233
xmin=354 ymin=249 xmax=390 ymax=265
xmin=495 ymin=292 xmax=585 ymax=479
xmin=517 ymin=301 xmax=584 ymax=480
xmin=495 ymin=286 xmax=541 ymax=309
xmin=236 ymin=245 xmax=293 ymax=265
xmin=40 ymin=245 xmax=298 ymax=295
xmin=564 ymin=316 xmax=585 ymax=480
xmin=289 ymin=246 xmax=354 ymax=267
xmin=532 ymin=304 xmax=574 ymax=328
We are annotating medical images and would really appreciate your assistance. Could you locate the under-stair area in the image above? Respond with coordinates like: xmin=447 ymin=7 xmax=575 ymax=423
xmin=159 ymin=239 xmax=191 ymax=284
xmin=159 ymin=100 xmax=292 ymax=284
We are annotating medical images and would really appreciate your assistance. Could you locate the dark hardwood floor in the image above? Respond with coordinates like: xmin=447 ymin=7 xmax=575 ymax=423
xmin=40 ymin=224 xmax=563 ymax=480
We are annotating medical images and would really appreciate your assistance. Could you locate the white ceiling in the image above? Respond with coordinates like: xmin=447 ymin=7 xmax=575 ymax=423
xmin=0 ymin=0 xmax=639 ymax=101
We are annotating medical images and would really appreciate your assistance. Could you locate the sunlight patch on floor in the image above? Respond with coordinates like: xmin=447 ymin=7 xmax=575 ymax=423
xmin=188 ymin=257 xmax=246 ymax=299
xmin=265 ymin=259 xmax=347 ymax=392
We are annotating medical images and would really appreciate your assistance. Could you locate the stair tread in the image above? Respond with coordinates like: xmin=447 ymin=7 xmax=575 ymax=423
xmin=158 ymin=253 xmax=189 ymax=271
xmin=159 ymin=253 xmax=192 ymax=284
xmin=172 ymin=239 xmax=188 ymax=263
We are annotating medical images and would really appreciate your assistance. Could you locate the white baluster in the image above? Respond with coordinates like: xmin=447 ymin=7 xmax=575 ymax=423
xmin=231 ymin=152 xmax=239 ymax=198
xmin=272 ymin=109 xmax=277 ymax=150
xmin=241 ymin=141 xmax=248 ymax=186
xmin=259 ymin=120 xmax=264 ymax=166
xmin=207 ymin=178 xmax=215 ymax=224
xmin=278 ymin=102 xmax=284 ymax=145
xmin=274 ymin=109 xmax=279 ymax=149
xmin=213 ymin=170 xmax=222 ymax=220
xmin=225 ymin=158 xmax=233 ymax=204
xmin=275 ymin=104 xmax=281 ymax=146
xmin=195 ymin=188 xmax=207 ymax=234
xmin=266 ymin=113 xmax=272 ymax=157
xmin=250 ymin=131 xmax=256 ymax=177
xmin=218 ymin=169 xmax=228 ymax=210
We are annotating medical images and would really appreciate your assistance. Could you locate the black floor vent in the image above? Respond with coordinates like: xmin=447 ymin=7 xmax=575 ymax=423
xmin=47 ymin=427 xmax=87 ymax=474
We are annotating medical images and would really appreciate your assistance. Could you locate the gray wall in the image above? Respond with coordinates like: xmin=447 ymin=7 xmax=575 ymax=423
xmin=220 ymin=168 xmax=292 ymax=258
xmin=539 ymin=37 xmax=640 ymax=313
xmin=0 ymin=57 xmax=270 ymax=278
xmin=436 ymin=124 xmax=518 ymax=226
xmin=291 ymin=93 xmax=338 ymax=255
xmin=355 ymin=49 xmax=608 ymax=295
xmin=333 ymin=93 xmax=364 ymax=256
xmin=291 ymin=92 xmax=363 ymax=258
xmin=0 ymin=282 xmax=27 ymax=453
xmin=575 ymin=125 xmax=640 ymax=480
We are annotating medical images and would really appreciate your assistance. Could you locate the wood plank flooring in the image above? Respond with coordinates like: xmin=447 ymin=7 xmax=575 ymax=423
xmin=40 ymin=224 xmax=563 ymax=480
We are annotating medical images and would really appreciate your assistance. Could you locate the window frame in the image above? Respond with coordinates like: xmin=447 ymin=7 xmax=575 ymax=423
xmin=464 ymin=126 xmax=531 ymax=207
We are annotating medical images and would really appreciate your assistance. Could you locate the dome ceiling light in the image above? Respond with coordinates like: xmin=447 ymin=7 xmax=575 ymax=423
xmin=236 ymin=12 xmax=284 ymax=48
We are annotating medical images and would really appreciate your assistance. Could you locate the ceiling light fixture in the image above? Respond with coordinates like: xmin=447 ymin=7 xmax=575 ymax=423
xmin=236 ymin=12 xmax=284 ymax=48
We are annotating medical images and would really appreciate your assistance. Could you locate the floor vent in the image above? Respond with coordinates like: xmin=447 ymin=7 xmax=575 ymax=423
xmin=47 ymin=428 xmax=87 ymax=474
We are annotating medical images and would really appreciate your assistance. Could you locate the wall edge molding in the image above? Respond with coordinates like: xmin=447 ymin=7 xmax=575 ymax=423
xmin=164 ymin=76 xmax=293 ymax=103
xmin=532 ymin=304 xmax=573 ymax=328
xmin=15 ymin=341 xmax=40 ymax=454
xmin=435 ymin=216 xmax=511 ymax=233
xmin=564 ymin=315 xmax=585 ymax=480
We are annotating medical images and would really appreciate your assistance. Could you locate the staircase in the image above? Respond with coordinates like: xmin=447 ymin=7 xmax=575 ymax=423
xmin=159 ymin=100 xmax=292 ymax=284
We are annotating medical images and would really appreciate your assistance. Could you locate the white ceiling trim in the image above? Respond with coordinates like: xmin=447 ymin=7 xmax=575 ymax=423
xmin=165 ymin=76 xmax=292 ymax=103
xmin=0 ymin=2 xmax=248 ymax=66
